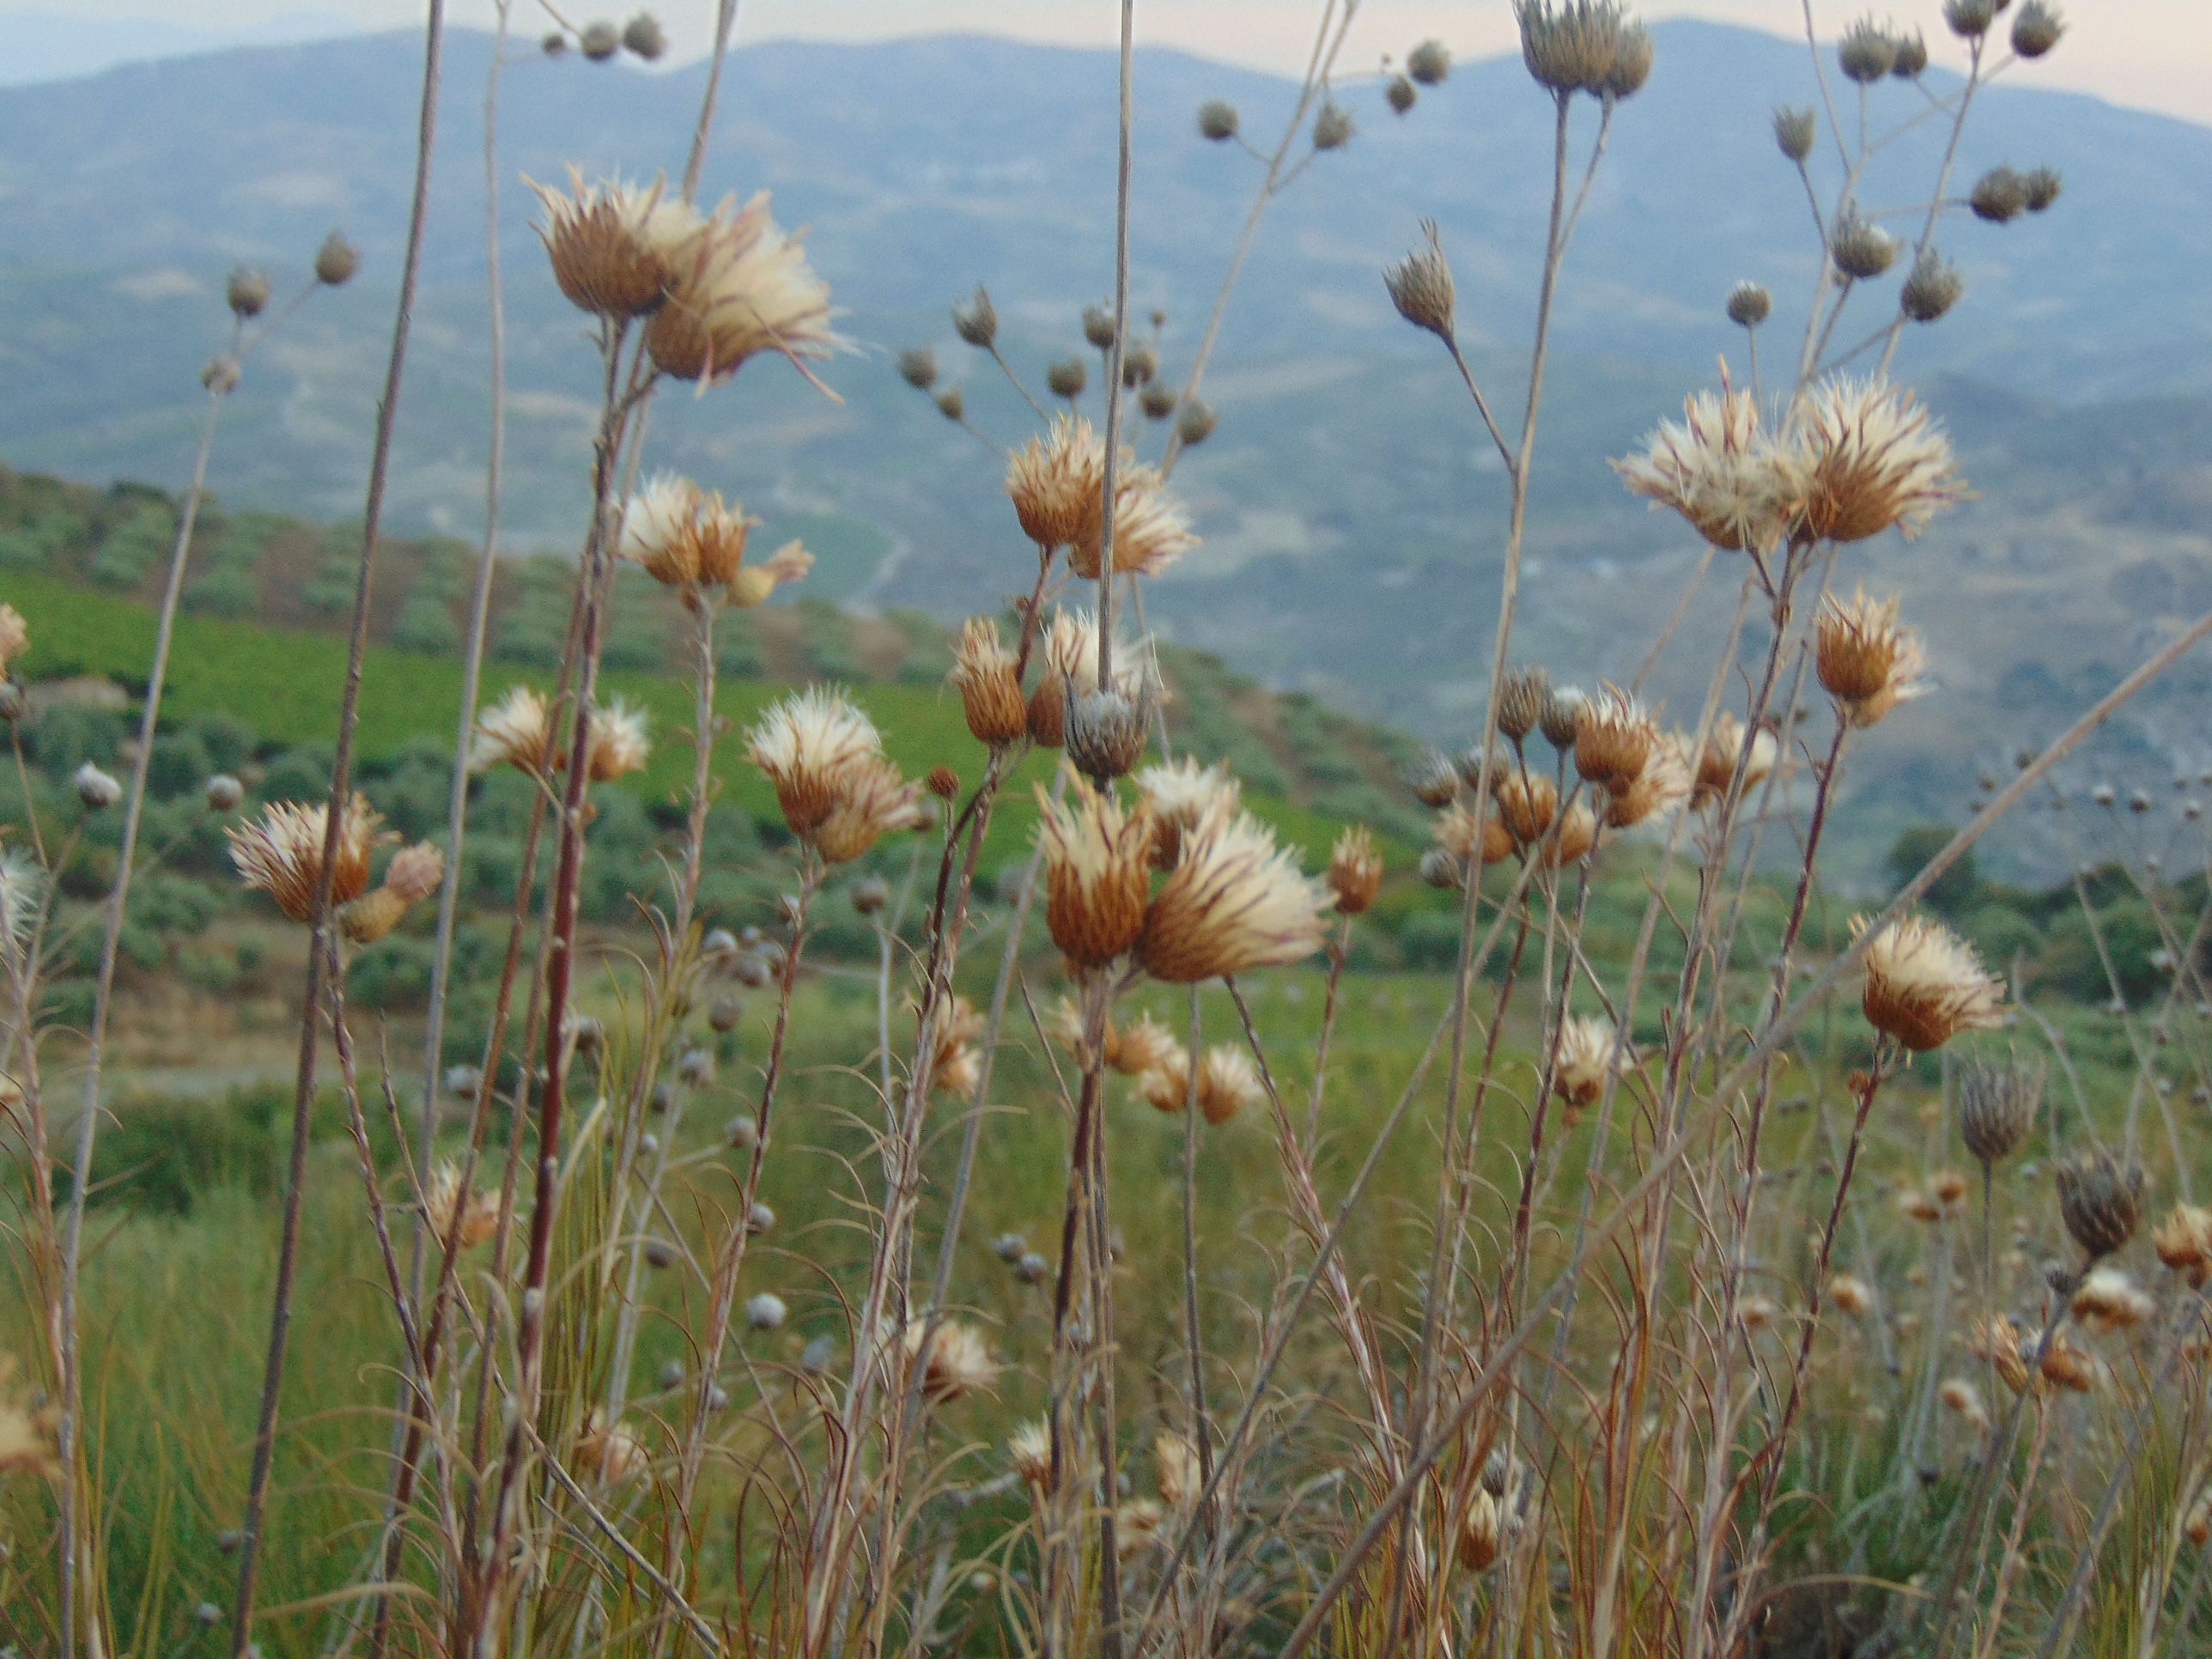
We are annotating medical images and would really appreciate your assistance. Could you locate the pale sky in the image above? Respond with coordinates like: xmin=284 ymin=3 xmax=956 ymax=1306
xmin=9 ymin=0 xmax=2211 ymax=125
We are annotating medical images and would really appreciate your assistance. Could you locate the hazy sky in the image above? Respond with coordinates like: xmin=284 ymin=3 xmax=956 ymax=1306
xmin=9 ymin=1 xmax=2209 ymax=124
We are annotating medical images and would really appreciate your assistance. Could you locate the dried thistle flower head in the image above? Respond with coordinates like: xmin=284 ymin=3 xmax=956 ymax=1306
xmin=622 ymin=472 xmax=757 ymax=589
xmin=1553 ymin=1014 xmax=1625 ymax=1108
xmin=622 ymin=10 xmax=666 ymax=58
xmin=2072 ymin=1266 xmax=2153 ymax=1333
xmin=1037 ymin=777 xmax=1156 ymax=966
xmin=1605 ymin=733 xmax=1692 ymax=830
xmin=227 ymin=265 xmax=272 ymax=319
xmin=1817 ymin=589 xmax=1927 ymax=726
xmin=0 ymin=853 xmax=43 ymax=973
xmin=1517 ymin=0 xmax=1653 ymax=99
xmin=1083 ymin=302 xmax=1118 ymax=351
xmin=1939 ymin=1377 xmax=1990 ymax=1432
xmin=1773 ymin=105 xmax=1817 ymax=161
xmin=580 ymin=698 xmax=652 ymax=781
xmin=2021 ymin=166 xmax=2062 ymax=211
xmin=905 ymin=1317 xmax=997 ymax=1403
xmin=1197 ymin=1043 xmax=1263 ymax=1124
xmin=1386 ymin=74 xmax=1418 ymax=115
xmin=1435 ymin=800 xmax=1516 ymax=872
xmin=1456 ymin=1488 xmax=1503 ymax=1571
xmin=1827 ymin=212 xmax=1899 ymax=282
xmin=1139 ymin=1048 xmax=1194 ymax=1113
xmin=1175 ymin=399 xmax=1218 ymax=447
xmin=1328 ymin=826 xmax=1383 ymax=915
xmin=1121 ymin=343 xmax=1161 ymax=389
xmin=1139 ymin=798 xmax=1334 ymax=983
xmin=339 ymin=838 xmax=444 ymax=944
xmin=228 ymin=793 xmax=391 ymax=924
xmin=1071 ymin=461 xmax=1198 ymax=580
xmin=746 ymin=687 xmax=884 ymax=837
xmin=314 ymin=230 xmax=361 ymax=287
xmin=952 ymin=284 xmax=998 ymax=349
xmin=2011 ymin=0 xmax=2063 ymax=58
xmin=1944 ymin=0 xmax=1999 ymax=39
xmin=1691 ymin=713 xmax=1778 ymax=811
xmin=1726 ymin=282 xmax=1771 ymax=328
xmin=1538 ymin=684 xmax=1584 ymax=750
xmin=727 ymin=538 xmax=811 ymax=608
xmin=1960 ymin=1057 xmax=2039 ymax=1165
xmin=897 ymin=345 xmax=939 ymax=390
xmin=1419 ymin=846 xmax=1465 ymax=890
xmin=1066 ymin=684 xmax=1152 ymax=787
xmin=1783 ymin=377 xmax=1965 ymax=545
xmin=527 ymin=168 xmax=694 ymax=319
xmin=0 ymin=605 xmax=27 ymax=681
xmin=813 ymin=757 xmax=927 ymax=865
xmin=1854 ymin=913 xmax=2005 ymax=1050
xmin=1047 ymin=357 xmax=1089 ymax=400
xmin=1197 ymin=99 xmax=1240 ymax=141
xmin=1892 ymin=29 xmax=1929 ymax=76
xmin=2154 ymin=1204 xmax=2212 ymax=1288
xmin=1495 ymin=665 xmax=1550 ymax=743
xmin=1837 ymin=17 xmax=1898 ymax=82
xmin=1137 ymin=757 xmax=1242 ymax=867
xmin=1829 ymin=1273 xmax=1875 ymax=1316
xmin=1311 ymin=100 xmax=1354 ymax=150
xmin=470 ymin=684 xmax=555 ymax=775
xmin=935 ymin=386 xmax=965 ymax=422
xmin=1027 ymin=609 xmax=1099 ymax=747
xmin=423 ymin=1160 xmax=500 ymax=1249
xmin=1156 ymin=1431 xmax=1200 ymax=1510
xmin=1573 ymin=684 xmax=1658 ymax=792
xmin=647 ymin=191 xmax=841 ymax=386
xmin=1009 ymin=1418 xmax=1054 ymax=1488
xmin=1615 ymin=386 xmax=1788 ymax=553
xmin=1494 ymin=770 xmax=1559 ymax=847
xmin=1970 ymin=166 xmax=2027 ymax=223
xmin=74 ymin=763 xmax=121 ymax=811
xmin=2056 ymin=1151 xmax=2146 ymax=1261
xmin=1384 ymin=221 xmax=1456 ymax=343
xmin=574 ymin=1412 xmax=643 ymax=1483
xmin=1006 ymin=413 xmax=1105 ymax=550
xmin=950 ymin=617 xmax=1028 ymax=746
xmin=1114 ymin=1010 xmax=1182 ymax=1079
xmin=579 ymin=20 xmax=621 ymax=59
xmin=1541 ymin=800 xmax=1599 ymax=867
xmin=1899 ymin=248 xmax=1965 ymax=323
xmin=1407 ymin=39 xmax=1451 ymax=83
xmin=1407 ymin=749 xmax=1462 ymax=809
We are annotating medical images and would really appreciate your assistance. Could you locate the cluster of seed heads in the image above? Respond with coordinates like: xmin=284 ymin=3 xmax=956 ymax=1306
xmin=548 ymin=12 xmax=665 ymax=61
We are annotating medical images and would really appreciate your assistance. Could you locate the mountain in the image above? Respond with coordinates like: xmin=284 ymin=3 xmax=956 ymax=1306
xmin=1 ymin=22 xmax=2209 ymax=882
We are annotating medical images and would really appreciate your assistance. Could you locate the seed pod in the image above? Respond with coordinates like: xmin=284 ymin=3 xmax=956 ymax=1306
xmin=994 ymin=1231 xmax=1028 ymax=1264
xmin=1944 ymin=0 xmax=1998 ymax=35
xmin=1047 ymin=357 xmax=1088 ymax=399
xmin=1899 ymin=249 xmax=1965 ymax=323
xmin=927 ymin=764 xmax=960 ymax=799
xmin=75 ymin=763 xmax=122 ymax=811
xmin=0 ymin=683 xmax=21 ymax=723
xmin=934 ymin=386 xmax=965 ymax=422
xmin=1971 ymin=167 xmax=2028 ymax=223
xmin=1726 ymin=282 xmax=1771 ymax=328
xmin=897 ymin=346 xmax=938 ymax=389
xmin=1328 ymin=826 xmax=1383 ymax=915
xmin=708 ymin=994 xmax=744 ymax=1033
xmin=1772 ymin=106 xmax=1817 ymax=163
xmin=1960 ymin=1059 xmax=2039 ymax=1164
xmin=1066 ymin=685 xmax=1150 ymax=787
xmin=1138 ymin=380 xmax=1177 ymax=421
xmin=1407 ymin=39 xmax=1450 ymax=85
xmin=1121 ymin=342 xmax=1160 ymax=388
xmin=1495 ymin=666 xmax=1550 ymax=743
xmin=678 ymin=1048 xmax=715 ymax=1088
xmin=2056 ymin=1151 xmax=2146 ymax=1261
xmin=1407 ymin=750 xmax=1461 ymax=808
xmin=314 ymin=230 xmax=361 ymax=287
xmin=1083 ymin=303 xmax=1117 ymax=351
xmin=851 ymin=874 xmax=889 ymax=915
xmin=580 ymin=20 xmax=621 ymax=58
xmin=953 ymin=285 xmax=998 ymax=349
xmin=205 ymin=774 xmax=246 ymax=812
xmin=1197 ymin=100 xmax=1240 ymax=142
xmin=1312 ymin=101 xmax=1354 ymax=151
xmin=1174 ymin=399 xmax=1218 ymax=447
xmin=1829 ymin=213 xmax=1899 ymax=282
xmin=1385 ymin=220 xmax=1456 ymax=343
xmin=726 ymin=1113 xmax=759 ymax=1151
xmin=2021 ymin=166 xmax=2063 ymax=211
xmin=1419 ymin=846 xmax=1464 ymax=890
xmin=1540 ymin=685 xmax=1585 ymax=751
xmin=227 ymin=265 xmax=272 ymax=319
xmin=1837 ymin=19 xmax=1897 ymax=82
xmin=202 ymin=357 xmax=241 ymax=395
xmin=1387 ymin=75 xmax=1417 ymax=115
xmin=622 ymin=11 xmax=666 ymax=59
xmin=2011 ymin=0 xmax=2063 ymax=58
xmin=746 ymin=1291 xmax=787 ymax=1329
xmin=543 ymin=30 xmax=569 ymax=54
xmin=1015 ymin=1250 xmax=1050 ymax=1284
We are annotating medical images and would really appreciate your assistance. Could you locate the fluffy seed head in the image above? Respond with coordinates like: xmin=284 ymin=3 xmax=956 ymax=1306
xmin=2153 ymin=1204 xmax=2212 ymax=1289
xmin=1773 ymin=105 xmax=1817 ymax=161
xmin=0 ymin=605 xmax=27 ymax=680
xmin=746 ymin=688 xmax=884 ymax=837
xmin=74 ymin=763 xmax=121 ymax=811
xmin=470 ymin=685 xmax=556 ymax=775
xmin=1817 ymin=589 xmax=1928 ymax=726
xmin=1139 ymin=799 xmax=1333 ymax=983
xmin=2072 ymin=1266 xmax=2153 ymax=1333
xmin=1854 ymin=913 xmax=2005 ymax=1050
xmin=1960 ymin=1058 xmax=2039 ymax=1164
xmin=1828 ymin=212 xmax=1899 ymax=282
xmin=2057 ymin=1152 xmax=2147 ymax=1261
xmin=1156 ymin=1431 xmax=1200 ymax=1510
xmin=1037 ymin=778 xmax=1156 ymax=966
xmin=1139 ymin=1048 xmax=1194 ymax=1113
xmin=1539 ymin=685 xmax=1584 ymax=750
xmin=812 ymin=758 xmax=927 ymax=865
xmin=1553 ymin=1014 xmax=1625 ymax=1108
xmin=1027 ymin=610 xmax=1101 ymax=747
xmin=205 ymin=774 xmax=244 ymax=812
xmin=1615 ymin=385 xmax=1790 ymax=553
xmin=1494 ymin=770 xmax=1559 ymax=848
xmin=1457 ymin=1489 xmax=1503 ymax=1571
xmin=1573 ymin=684 xmax=1659 ymax=792
xmin=1010 ymin=1419 xmax=1054 ymax=1487
xmin=647 ymin=191 xmax=841 ymax=385
xmin=0 ymin=852 xmax=44 ymax=971
xmin=1115 ymin=1010 xmax=1183 ymax=1079
xmin=1691 ymin=713 xmax=1779 ymax=811
xmin=746 ymin=1291 xmax=787 ymax=1330
xmin=1137 ymin=757 xmax=1242 ymax=867
xmin=527 ymin=169 xmax=694 ymax=319
xmin=1541 ymin=801 xmax=1599 ymax=867
xmin=228 ymin=794 xmax=390 ymax=924
xmin=905 ymin=1318 xmax=997 ymax=1403
xmin=1899 ymin=248 xmax=1966 ymax=323
xmin=582 ymin=698 xmax=653 ymax=782
xmin=1829 ymin=1273 xmax=1875 ymax=1316
xmin=1006 ymin=413 xmax=1106 ymax=550
xmin=1605 ymin=735 xmax=1692 ymax=830
xmin=574 ymin=1413 xmax=642 ymax=1484
xmin=727 ymin=539 xmax=813 ymax=609
xmin=1726 ymin=282 xmax=1772 ymax=328
xmin=1175 ymin=399 xmax=1218 ymax=447
xmin=1071 ymin=462 xmax=1198 ymax=581
xmin=1196 ymin=1043 xmax=1263 ymax=1125
xmin=1328 ymin=826 xmax=1383 ymax=915
xmin=621 ymin=473 xmax=758 ymax=588
xmin=1384 ymin=221 xmax=1456 ymax=343
xmin=381 ymin=841 xmax=446 ymax=908
xmin=950 ymin=617 xmax=1028 ymax=746
xmin=1783 ymin=377 xmax=1965 ymax=545
xmin=424 ymin=1161 xmax=500 ymax=1249
xmin=1435 ymin=801 xmax=1516 ymax=871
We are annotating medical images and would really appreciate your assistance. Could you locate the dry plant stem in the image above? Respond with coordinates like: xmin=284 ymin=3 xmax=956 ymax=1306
xmin=232 ymin=9 xmax=446 ymax=1652
xmin=1303 ymin=918 xmax=1351 ymax=1151
xmin=1972 ymin=1404 xmax=2053 ymax=1659
xmin=1874 ymin=36 xmax=1982 ymax=380
xmin=56 ymin=322 xmax=237 ymax=1659
xmin=679 ymin=0 xmax=741 ymax=203
xmin=1182 ymin=988 xmax=1211 ymax=1495
xmin=1094 ymin=0 xmax=1134 ymax=687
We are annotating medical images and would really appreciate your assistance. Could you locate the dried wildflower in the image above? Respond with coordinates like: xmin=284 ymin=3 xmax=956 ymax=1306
xmin=1739 ymin=1295 xmax=1782 ymax=1332
xmin=814 ymin=758 xmax=927 ymax=865
xmin=1117 ymin=1497 xmax=1168 ymax=1555
xmin=1604 ymin=735 xmax=1692 ymax=830
xmin=1785 ymin=378 xmax=1965 ymax=545
xmin=952 ymin=284 xmax=998 ymax=349
xmin=1024 ymin=608 xmax=1117 ymax=748
xmin=1960 ymin=1058 xmax=2039 ymax=1165
xmin=1045 ymin=358 xmax=1088 ymax=400
xmin=1071 ymin=461 xmax=1198 ymax=580
xmin=1384 ymin=221 xmax=1456 ymax=343
xmin=1137 ymin=757 xmax=1241 ymax=868
xmin=1010 ymin=1418 xmax=1054 ymax=1488
xmin=228 ymin=794 xmax=390 ymax=924
xmin=1493 ymin=770 xmax=1558 ymax=848
xmin=1829 ymin=1273 xmax=1875 ymax=1316
xmin=950 ymin=617 xmax=1028 ymax=746
xmin=1115 ymin=1010 xmax=1182 ymax=1079
xmin=340 ymin=839 xmax=445 ymax=945
xmin=2021 ymin=166 xmax=2062 ymax=211
xmin=647 ymin=191 xmax=840 ymax=386
xmin=1945 ymin=0 xmax=1999 ymax=40
xmin=1045 ymin=994 xmax=1104 ymax=1065
xmin=622 ymin=11 xmax=666 ymax=58
xmin=1939 ymin=1378 xmax=1991 ymax=1432
xmin=1517 ymin=0 xmax=1653 ymax=100
xmin=1386 ymin=74 xmax=1418 ymax=115
xmin=1311 ymin=100 xmax=1354 ymax=150
xmin=526 ymin=170 xmax=693 ymax=319
xmin=579 ymin=20 xmax=621 ymax=59
xmin=746 ymin=688 xmax=884 ymax=837
xmin=1898 ymin=1185 xmax=1947 ymax=1224
xmin=935 ymin=386 xmax=965 ymax=422
xmin=2039 ymin=1334 xmax=2096 ymax=1393
xmin=470 ymin=685 xmax=556 ymax=775
xmin=1899 ymin=249 xmax=1965 ymax=323
xmin=1407 ymin=39 xmax=1451 ymax=83
xmin=2072 ymin=1267 xmax=2154 ymax=1334
xmin=2188 ymin=1501 xmax=2212 ymax=1548
xmin=1407 ymin=750 xmax=1462 ymax=809
xmin=1037 ymin=778 xmax=1155 ymax=967
xmin=581 ymin=698 xmax=653 ymax=781
xmin=1139 ymin=799 xmax=1334 ymax=983
xmin=1972 ymin=1316 xmax=2033 ymax=1393
xmin=934 ymin=1041 xmax=983 ymax=1098
xmin=1156 ymin=1431 xmax=1200 ymax=1510
xmin=1197 ymin=1043 xmax=1263 ymax=1125
xmin=1817 ymin=589 xmax=1928 ymax=726
xmin=0 ymin=852 xmax=41 ymax=970
xmin=1615 ymin=384 xmax=1794 ymax=553
xmin=224 ymin=264 xmax=273 ymax=319
xmin=1176 ymin=399 xmax=1218 ymax=447
xmin=1970 ymin=166 xmax=2028 ymax=223
xmin=1197 ymin=99 xmax=1240 ymax=141
xmin=0 ymin=1364 xmax=58 ymax=1481
xmin=423 ymin=1160 xmax=500 ymax=1249
xmin=1066 ymin=685 xmax=1152 ymax=787
xmin=1541 ymin=801 xmax=1599 ymax=867
xmin=1139 ymin=1049 xmax=1194 ymax=1114
xmin=2056 ymin=1151 xmax=2147 ymax=1261
xmin=1495 ymin=665 xmax=1550 ymax=744
xmin=574 ymin=1413 xmax=643 ymax=1483
xmin=1436 ymin=801 xmax=1516 ymax=873
xmin=74 ymin=763 xmax=121 ymax=811
xmin=2154 ymin=1203 xmax=2212 ymax=1288
xmin=745 ymin=1291 xmax=787 ymax=1331
xmin=1456 ymin=1488 xmax=1503 ymax=1571
xmin=1773 ymin=105 xmax=1817 ymax=161
xmin=897 ymin=346 xmax=938 ymax=390
xmin=905 ymin=1318 xmax=997 ymax=1403
xmin=1553 ymin=1014 xmax=1624 ymax=1108
xmin=1137 ymin=380 xmax=1178 ymax=421
xmin=1691 ymin=713 xmax=1778 ymax=811
xmin=1006 ymin=413 xmax=1105 ymax=550
xmin=204 ymin=774 xmax=244 ymax=812
xmin=1726 ymin=283 xmax=1771 ymax=328
xmin=1854 ymin=913 xmax=2005 ymax=1050
xmin=1930 ymin=1168 xmax=1972 ymax=1209
xmin=1828 ymin=212 xmax=1899 ymax=282
xmin=0 ymin=605 xmax=26 ymax=682
xmin=1327 ymin=827 xmax=1383 ymax=915
xmin=2011 ymin=0 xmax=2063 ymax=58
xmin=1893 ymin=29 xmax=1929 ymax=76
xmin=1573 ymin=684 xmax=1659 ymax=791
xmin=314 ymin=230 xmax=361 ymax=287
xmin=1836 ymin=18 xmax=1898 ymax=82
xmin=1536 ymin=686 xmax=1583 ymax=752
xmin=621 ymin=473 xmax=757 ymax=589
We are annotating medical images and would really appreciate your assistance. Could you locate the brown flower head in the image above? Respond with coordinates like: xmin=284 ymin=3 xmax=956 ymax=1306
xmin=424 ymin=1160 xmax=501 ymax=1250
xmin=1138 ymin=1048 xmax=1194 ymax=1113
xmin=1327 ymin=825 xmax=1383 ymax=915
xmin=1817 ymin=589 xmax=1928 ymax=727
xmin=1604 ymin=733 xmax=1693 ymax=830
xmin=1493 ymin=769 xmax=1559 ymax=848
xmin=1026 ymin=608 xmax=1100 ymax=747
xmin=1456 ymin=1488 xmax=1503 ymax=1571
xmin=728 ymin=538 xmax=813 ymax=608
xmin=904 ymin=1317 xmax=998 ymax=1403
xmin=2153 ymin=1204 xmax=2212 ymax=1289
xmin=1006 ymin=413 xmax=1105 ymax=550
xmin=1960 ymin=1057 xmax=2039 ymax=1166
xmin=2057 ymin=1151 xmax=2147 ymax=1262
xmin=1781 ymin=377 xmax=1966 ymax=545
xmin=1829 ymin=1273 xmax=1875 ymax=1316
xmin=1854 ymin=913 xmax=2005 ymax=1050
xmin=469 ymin=684 xmax=556 ymax=775
xmin=1939 ymin=1378 xmax=1991 ymax=1433
xmin=1009 ymin=1418 xmax=1054 ymax=1490
xmin=1691 ymin=713 xmax=1780 ymax=811
xmin=622 ymin=472 xmax=757 ymax=589
xmin=1156 ymin=1431 xmax=1200 ymax=1510
xmin=1553 ymin=1013 xmax=1626 ymax=1109
xmin=1136 ymin=757 xmax=1242 ymax=868
xmin=1573 ymin=684 xmax=1659 ymax=793
xmin=528 ymin=168 xmax=696 ymax=319
xmin=813 ymin=757 xmax=928 ymax=865
xmin=1196 ymin=1042 xmax=1263 ymax=1125
xmin=1071 ymin=461 xmax=1199 ymax=580
xmin=574 ymin=1412 xmax=645 ymax=1483
xmin=1540 ymin=801 xmax=1599 ymax=868
xmin=950 ymin=617 xmax=1028 ymax=747
xmin=1138 ymin=799 xmax=1334 ymax=983
xmin=2072 ymin=1266 xmax=2154 ymax=1334
xmin=1036 ymin=777 xmax=1156 ymax=967
xmin=582 ymin=699 xmax=653 ymax=782
xmin=0 ymin=604 xmax=27 ymax=678
xmin=1113 ymin=1010 xmax=1182 ymax=1079
xmin=1614 ymin=384 xmax=1792 ymax=553
xmin=647 ymin=191 xmax=842 ymax=386
xmin=228 ymin=794 xmax=392 ymax=924
xmin=745 ymin=688 xmax=884 ymax=838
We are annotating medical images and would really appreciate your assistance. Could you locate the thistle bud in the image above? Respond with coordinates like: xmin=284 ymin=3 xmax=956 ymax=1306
xmin=1539 ymin=685 xmax=1585 ymax=751
xmin=1311 ymin=101 xmax=1354 ymax=151
xmin=1407 ymin=750 xmax=1461 ymax=809
xmin=1495 ymin=665 xmax=1550 ymax=743
xmin=622 ymin=11 xmax=666 ymax=59
xmin=1175 ymin=399 xmax=1218 ymax=447
xmin=1384 ymin=220 xmax=1456 ymax=343
xmin=1197 ymin=100 xmax=1240 ymax=142
xmin=927 ymin=764 xmax=960 ymax=800
xmin=1772 ymin=105 xmax=1817 ymax=163
xmin=897 ymin=346 xmax=939 ymax=390
xmin=202 ymin=357 xmax=241 ymax=395
xmin=852 ymin=874 xmax=889 ymax=916
xmin=746 ymin=1291 xmax=787 ymax=1330
xmin=1047 ymin=357 xmax=1088 ymax=399
xmin=1943 ymin=0 xmax=1998 ymax=37
xmin=1971 ymin=167 xmax=2027 ymax=223
xmin=2056 ymin=1151 xmax=2147 ymax=1262
xmin=1726 ymin=282 xmax=1771 ymax=328
xmin=1328 ymin=826 xmax=1383 ymax=915
xmin=227 ymin=265 xmax=272 ymax=319
xmin=580 ymin=20 xmax=621 ymax=59
xmin=1139 ymin=380 xmax=1179 ymax=420
xmin=1960 ymin=1059 xmax=2039 ymax=1165
xmin=205 ymin=774 xmax=245 ymax=812
xmin=1899 ymin=246 xmax=1966 ymax=325
xmin=2021 ymin=166 xmax=2062 ymax=211
xmin=543 ymin=30 xmax=569 ymax=54
xmin=935 ymin=386 xmax=965 ymax=422
xmin=1828 ymin=213 xmax=1899 ymax=282
xmin=1121 ymin=342 xmax=1159 ymax=388
xmin=2010 ymin=0 xmax=2063 ymax=58
xmin=1837 ymin=20 xmax=1897 ymax=82
xmin=1456 ymin=1489 xmax=1503 ymax=1571
xmin=313 ymin=230 xmax=361 ymax=287
xmin=1407 ymin=39 xmax=1451 ymax=85
xmin=75 ymin=763 xmax=122 ymax=811
xmin=708 ymin=994 xmax=744 ymax=1032
xmin=1066 ymin=685 xmax=1150 ymax=787
xmin=726 ymin=1113 xmax=758 ymax=1151
xmin=953 ymin=285 xmax=999 ymax=349
xmin=1892 ymin=29 xmax=1929 ymax=76
xmin=1387 ymin=76 xmax=1418 ymax=115
xmin=1419 ymin=846 xmax=1463 ymax=890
